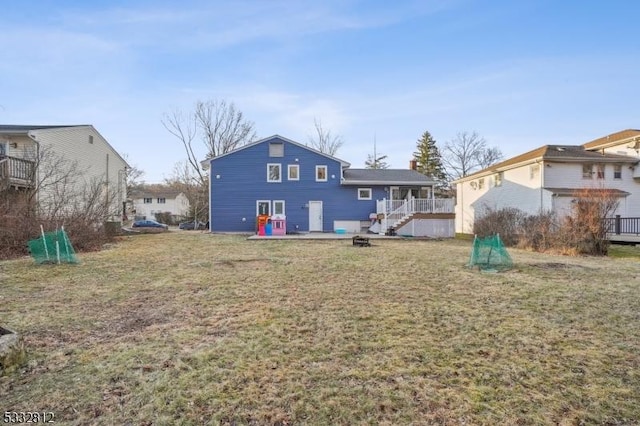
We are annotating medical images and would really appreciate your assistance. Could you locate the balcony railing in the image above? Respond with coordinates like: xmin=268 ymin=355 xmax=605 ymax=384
xmin=0 ymin=155 xmax=36 ymax=187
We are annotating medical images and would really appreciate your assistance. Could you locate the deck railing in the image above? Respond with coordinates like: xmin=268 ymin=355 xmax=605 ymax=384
xmin=604 ymin=216 xmax=640 ymax=235
xmin=375 ymin=198 xmax=455 ymax=234
xmin=0 ymin=155 xmax=36 ymax=186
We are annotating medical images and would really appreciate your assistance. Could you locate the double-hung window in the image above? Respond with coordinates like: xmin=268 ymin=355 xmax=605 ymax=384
xmin=273 ymin=200 xmax=285 ymax=215
xmin=614 ymin=165 xmax=622 ymax=179
xmin=267 ymin=163 xmax=282 ymax=182
xmin=316 ymin=165 xmax=327 ymax=182
xmin=288 ymin=164 xmax=299 ymax=181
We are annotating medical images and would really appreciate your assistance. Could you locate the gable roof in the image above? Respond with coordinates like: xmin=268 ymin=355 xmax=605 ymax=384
xmin=342 ymin=169 xmax=436 ymax=185
xmin=583 ymin=129 xmax=640 ymax=150
xmin=455 ymin=144 xmax=638 ymax=183
xmin=200 ymin=134 xmax=351 ymax=168
xmin=0 ymin=124 xmax=129 ymax=168
xmin=0 ymin=125 xmax=85 ymax=135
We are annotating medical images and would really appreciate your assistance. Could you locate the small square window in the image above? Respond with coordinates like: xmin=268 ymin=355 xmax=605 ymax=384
xmin=358 ymin=188 xmax=372 ymax=200
xmin=157 ymin=198 xmax=166 ymax=204
xmin=614 ymin=165 xmax=622 ymax=179
xmin=269 ymin=142 xmax=284 ymax=157
xmin=267 ymin=163 xmax=281 ymax=182
xmin=143 ymin=198 xmax=152 ymax=204
xmin=288 ymin=164 xmax=299 ymax=181
xmin=316 ymin=165 xmax=327 ymax=182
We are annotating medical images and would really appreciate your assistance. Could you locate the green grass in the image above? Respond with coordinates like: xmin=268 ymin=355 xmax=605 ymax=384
xmin=609 ymin=243 xmax=640 ymax=259
xmin=1 ymin=233 xmax=639 ymax=425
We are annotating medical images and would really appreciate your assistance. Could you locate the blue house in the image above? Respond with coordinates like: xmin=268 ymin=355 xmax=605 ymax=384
xmin=202 ymin=135 xmax=455 ymax=236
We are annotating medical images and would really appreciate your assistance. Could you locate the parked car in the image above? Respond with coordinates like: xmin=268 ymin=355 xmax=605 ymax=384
xmin=132 ymin=219 xmax=169 ymax=230
xmin=178 ymin=220 xmax=207 ymax=230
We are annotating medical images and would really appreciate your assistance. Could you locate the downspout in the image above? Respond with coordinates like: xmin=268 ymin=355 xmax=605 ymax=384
xmin=539 ymin=160 xmax=544 ymax=214
xmin=26 ymin=132 xmax=41 ymax=213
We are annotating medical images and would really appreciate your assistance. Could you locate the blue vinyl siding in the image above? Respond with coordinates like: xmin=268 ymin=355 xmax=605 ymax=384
xmin=209 ymin=136 xmax=384 ymax=232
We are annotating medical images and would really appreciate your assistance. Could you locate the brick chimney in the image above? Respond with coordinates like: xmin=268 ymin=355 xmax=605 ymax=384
xmin=409 ymin=160 xmax=417 ymax=170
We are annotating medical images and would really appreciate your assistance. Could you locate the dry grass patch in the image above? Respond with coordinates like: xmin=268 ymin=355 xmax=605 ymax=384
xmin=1 ymin=233 xmax=639 ymax=425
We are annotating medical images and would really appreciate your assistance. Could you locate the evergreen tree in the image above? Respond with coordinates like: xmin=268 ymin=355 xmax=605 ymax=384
xmin=365 ymin=153 xmax=389 ymax=169
xmin=413 ymin=131 xmax=447 ymax=188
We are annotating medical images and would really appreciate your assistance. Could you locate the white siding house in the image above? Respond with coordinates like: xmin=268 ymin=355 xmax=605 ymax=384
xmin=131 ymin=189 xmax=190 ymax=223
xmin=0 ymin=125 xmax=129 ymax=219
xmin=454 ymin=129 xmax=640 ymax=235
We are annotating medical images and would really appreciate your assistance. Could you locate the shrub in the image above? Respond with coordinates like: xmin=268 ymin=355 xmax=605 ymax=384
xmin=473 ymin=206 xmax=527 ymax=246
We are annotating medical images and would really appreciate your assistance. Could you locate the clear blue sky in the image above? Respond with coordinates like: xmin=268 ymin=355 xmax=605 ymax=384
xmin=2 ymin=1 xmax=639 ymax=182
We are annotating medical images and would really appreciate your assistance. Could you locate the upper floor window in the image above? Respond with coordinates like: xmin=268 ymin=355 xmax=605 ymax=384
xmin=269 ymin=142 xmax=284 ymax=157
xmin=530 ymin=164 xmax=540 ymax=179
xmin=267 ymin=163 xmax=282 ymax=182
xmin=288 ymin=164 xmax=299 ymax=181
xmin=478 ymin=178 xmax=485 ymax=190
xmin=316 ymin=165 xmax=327 ymax=182
xmin=358 ymin=188 xmax=372 ymax=200
xmin=88 ymin=135 xmax=94 ymax=144
xmin=582 ymin=164 xmax=593 ymax=179
xmin=614 ymin=165 xmax=622 ymax=179
xmin=596 ymin=164 xmax=605 ymax=179
xmin=494 ymin=172 xmax=503 ymax=187
xmin=0 ymin=142 xmax=6 ymax=156
xmin=143 ymin=198 xmax=152 ymax=204
xmin=157 ymin=198 xmax=166 ymax=204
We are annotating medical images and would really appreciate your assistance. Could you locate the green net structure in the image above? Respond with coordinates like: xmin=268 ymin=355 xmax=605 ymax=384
xmin=468 ymin=234 xmax=513 ymax=271
xmin=28 ymin=229 xmax=78 ymax=265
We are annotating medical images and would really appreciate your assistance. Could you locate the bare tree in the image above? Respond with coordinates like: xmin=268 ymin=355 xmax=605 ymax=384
xmin=1 ymin=146 xmax=121 ymax=259
xmin=162 ymin=99 xmax=256 ymax=186
xmin=442 ymin=131 xmax=503 ymax=180
xmin=195 ymin=99 xmax=256 ymax=158
xmin=564 ymin=187 xmax=620 ymax=255
xmin=308 ymin=118 xmax=344 ymax=156
xmin=122 ymin=153 xmax=145 ymax=193
xmin=164 ymin=161 xmax=208 ymax=223
xmin=162 ymin=108 xmax=201 ymax=184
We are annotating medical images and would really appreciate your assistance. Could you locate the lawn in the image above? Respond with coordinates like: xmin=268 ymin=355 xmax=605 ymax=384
xmin=1 ymin=233 xmax=639 ymax=425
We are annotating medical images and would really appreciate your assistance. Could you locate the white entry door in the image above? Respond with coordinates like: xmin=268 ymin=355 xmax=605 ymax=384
xmin=309 ymin=201 xmax=323 ymax=232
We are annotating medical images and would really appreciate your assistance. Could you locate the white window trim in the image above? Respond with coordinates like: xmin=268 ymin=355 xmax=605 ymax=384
xmin=288 ymin=164 xmax=299 ymax=181
xmin=267 ymin=163 xmax=282 ymax=183
xmin=613 ymin=165 xmax=622 ymax=180
xmin=273 ymin=200 xmax=286 ymax=216
xmin=357 ymin=188 xmax=372 ymax=200
xmin=256 ymin=200 xmax=271 ymax=216
xmin=316 ymin=165 xmax=328 ymax=182
xmin=583 ymin=164 xmax=593 ymax=179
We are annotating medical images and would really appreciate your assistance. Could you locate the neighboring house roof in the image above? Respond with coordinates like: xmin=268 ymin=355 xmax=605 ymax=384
xmin=0 ymin=124 xmax=130 ymax=168
xmin=0 ymin=125 xmax=85 ymax=135
xmin=200 ymin=134 xmax=351 ymax=168
xmin=130 ymin=189 xmax=185 ymax=199
xmin=342 ymin=169 xmax=436 ymax=185
xmin=583 ymin=129 xmax=640 ymax=150
xmin=455 ymin=144 xmax=638 ymax=183
xmin=545 ymin=187 xmax=630 ymax=197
